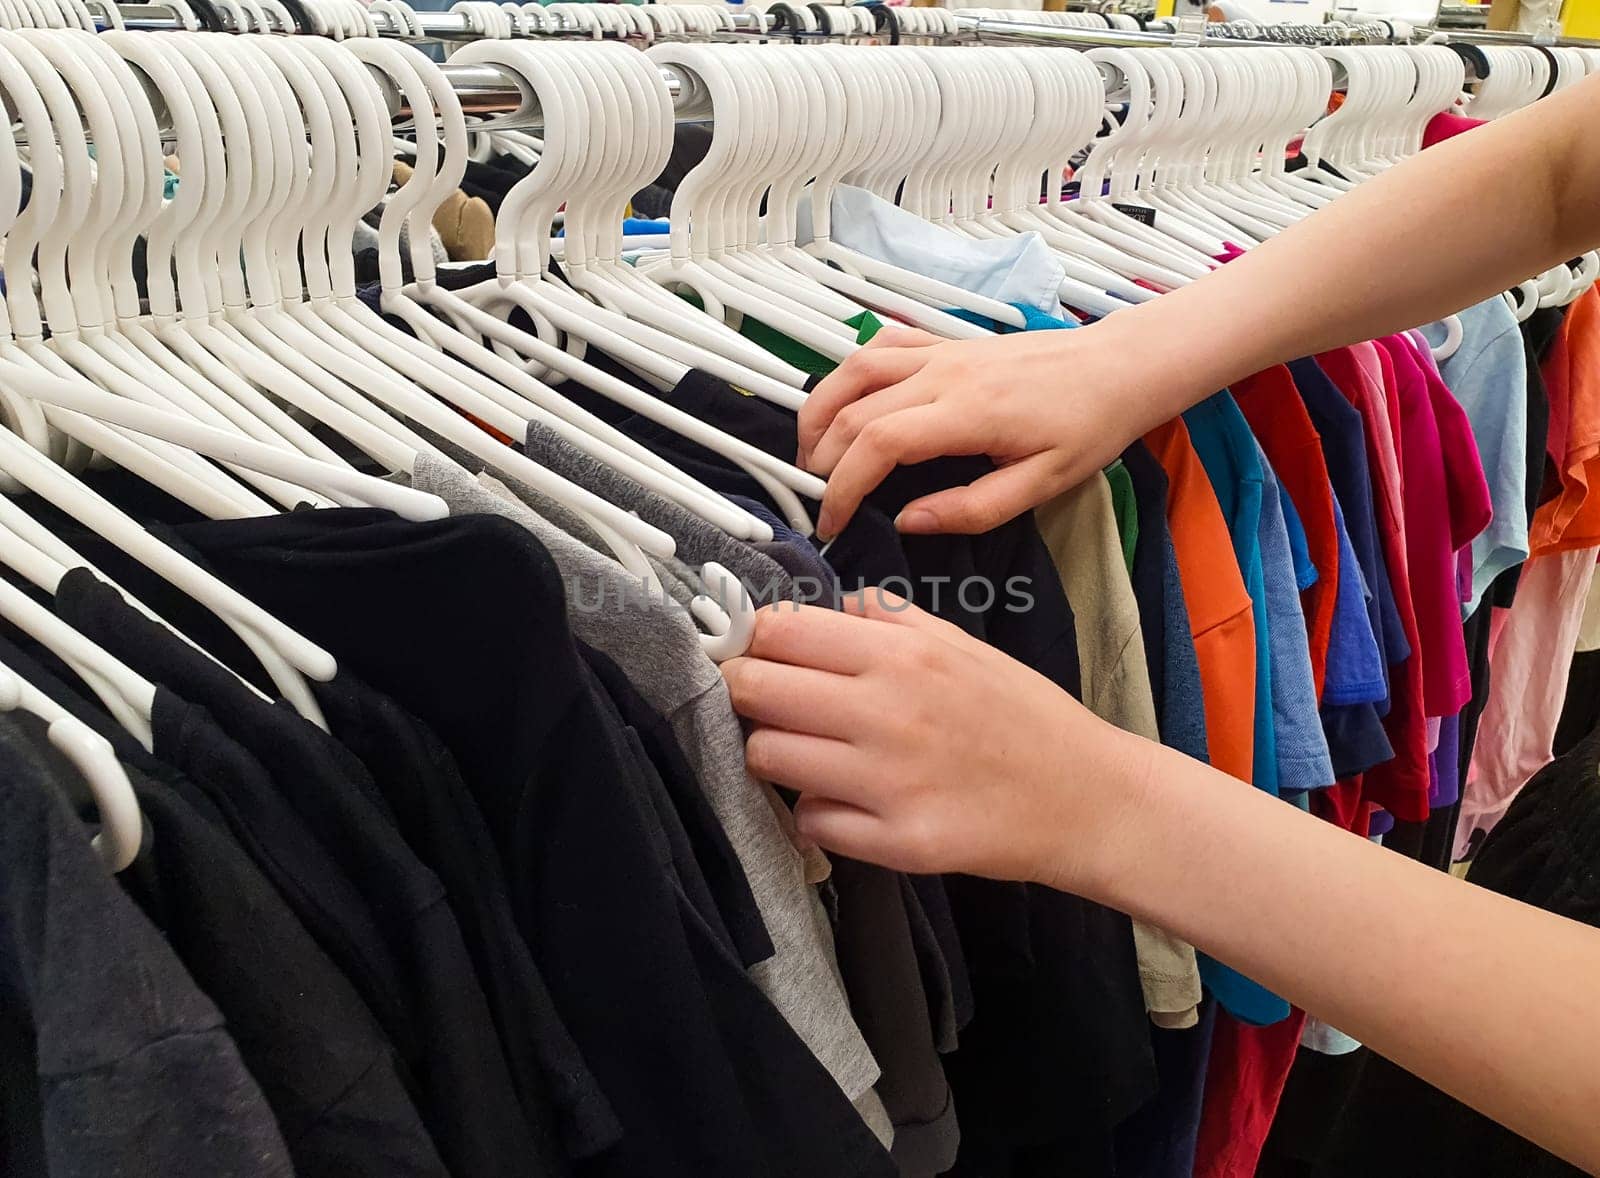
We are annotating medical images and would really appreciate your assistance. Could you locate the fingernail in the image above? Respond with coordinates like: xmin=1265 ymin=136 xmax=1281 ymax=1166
xmin=816 ymin=510 xmax=835 ymax=541
xmin=895 ymin=508 xmax=935 ymax=532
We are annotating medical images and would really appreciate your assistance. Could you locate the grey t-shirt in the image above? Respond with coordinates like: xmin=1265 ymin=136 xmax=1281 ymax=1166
xmin=410 ymin=453 xmax=890 ymax=1145
xmin=521 ymin=420 xmax=801 ymax=606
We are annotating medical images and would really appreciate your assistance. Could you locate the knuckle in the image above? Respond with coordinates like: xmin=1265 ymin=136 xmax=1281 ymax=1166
xmin=750 ymin=605 xmax=797 ymax=653
xmin=833 ymin=401 xmax=867 ymax=438
xmin=856 ymin=417 xmax=901 ymax=456
xmin=896 ymin=810 xmax=945 ymax=870
xmin=744 ymin=727 xmax=783 ymax=778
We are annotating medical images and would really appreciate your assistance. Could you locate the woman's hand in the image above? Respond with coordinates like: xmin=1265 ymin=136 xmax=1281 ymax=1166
xmin=799 ymin=317 xmax=1200 ymax=538
xmin=720 ymin=592 xmax=1153 ymax=895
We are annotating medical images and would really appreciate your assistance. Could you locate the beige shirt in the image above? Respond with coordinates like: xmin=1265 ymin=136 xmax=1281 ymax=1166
xmin=1036 ymin=474 xmax=1203 ymax=1029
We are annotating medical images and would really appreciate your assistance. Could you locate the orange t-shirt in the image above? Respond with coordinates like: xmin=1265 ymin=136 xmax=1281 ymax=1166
xmin=1145 ymin=418 xmax=1256 ymax=784
xmin=1529 ymin=286 xmax=1600 ymax=555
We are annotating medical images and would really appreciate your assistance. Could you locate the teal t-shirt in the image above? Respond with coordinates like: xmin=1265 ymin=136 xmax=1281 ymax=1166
xmin=1183 ymin=392 xmax=1293 ymax=1027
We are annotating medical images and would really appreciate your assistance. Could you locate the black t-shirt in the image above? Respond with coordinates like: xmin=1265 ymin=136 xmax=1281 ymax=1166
xmin=1320 ymin=727 xmax=1600 ymax=1178
xmin=582 ymin=642 xmax=772 ymax=969
xmin=51 ymin=569 xmax=547 ymax=1178
xmin=156 ymin=685 xmax=417 ymax=1039
xmin=88 ymin=508 xmax=894 ymax=1178
xmin=0 ymin=709 xmax=295 ymax=1178
xmin=0 ymin=635 xmax=448 ymax=1178
xmin=1522 ymin=304 xmax=1565 ymax=522
xmin=1121 ymin=440 xmax=1169 ymax=719
xmin=304 ymin=669 xmax=619 ymax=1163
xmin=0 ymin=493 xmax=615 ymax=1167
xmin=556 ymin=367 xmax=1155 ymax=1163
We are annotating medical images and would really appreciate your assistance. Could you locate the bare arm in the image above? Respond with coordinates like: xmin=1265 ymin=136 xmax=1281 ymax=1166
xmin=722 ymin=599 xmax=1600 ymax=1171
xmin=800 ymin=73 xmax=1600 ymax=537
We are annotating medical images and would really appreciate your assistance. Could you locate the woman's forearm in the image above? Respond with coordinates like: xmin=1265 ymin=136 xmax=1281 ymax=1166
xmin=799 ymin=75 xmax=1600 ymax=537
xmin=1084 ymin=740 xmax=1600 ymax=1173
xmin=1114 ymin=72 xmax=1600 ymax=414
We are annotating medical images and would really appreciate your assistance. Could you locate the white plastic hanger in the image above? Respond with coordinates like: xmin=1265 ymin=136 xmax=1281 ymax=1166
xmin=931 ymin=46 xmax=1145 ymax=315
xmin=76 ymin=33 xmax=353 ymax=482
xmin=20 ymin=29 xmax=340 ymax=515
xmin=1002 ymin=48 xmax=1199 ymax=290
xmin=799 ymin=45 xmax=1034 ymax=327
xmin=101 ymin=30 xmax=435 ymax=480
xmin=341 ymin=37 xmax=793 ymax=540
xmin=270 ymin=35 xmax=682 ymax=574
xmin=0 ymin=656 xmax=144 ymax=870
xmin=633 ymin=45 xmax=860 ymax=355
xmin=752 ymin=46 xmax=1004 ymax=337
xmin=444 ymin=41 xmax=823 ymax=398
xmin=1059 ymin=50 xmax=1220 ymax=275
xmin=0 ymin=32 xmax=278 ymax=519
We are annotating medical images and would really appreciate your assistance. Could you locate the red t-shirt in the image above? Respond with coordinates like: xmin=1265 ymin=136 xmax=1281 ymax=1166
xmin=1232 ymin=365 xmax=1340 ymax=700
xmin=1194 ymin=1011 xmax=1310 ymax=1178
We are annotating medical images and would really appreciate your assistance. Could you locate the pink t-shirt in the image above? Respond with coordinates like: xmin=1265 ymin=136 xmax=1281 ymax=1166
xmin=1408 ymin=332 xmax=1496 ymax=597
xmin=1318 ymin=343 xmax=1431 ymax=819
xmin=1378 ymin=336 xmax=1489 ymax=719
xmin=1457 ymin=545 xmax=1600 ymax=859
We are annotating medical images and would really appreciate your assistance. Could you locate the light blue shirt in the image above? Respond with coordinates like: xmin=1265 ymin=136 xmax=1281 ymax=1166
xmin=1258 ymin=448 xmax=1335 ymax=793
xmin=1420 ymin=297 xmax=1529 ymax=616
xmin=798 ymin=183 xmax=1068 ymax=318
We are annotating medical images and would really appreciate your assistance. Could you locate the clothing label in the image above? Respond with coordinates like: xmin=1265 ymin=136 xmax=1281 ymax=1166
xmin=1112 ymin=202 xmax=1158 ymax=227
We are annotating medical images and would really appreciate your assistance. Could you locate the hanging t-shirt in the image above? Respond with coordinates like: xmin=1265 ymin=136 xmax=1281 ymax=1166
xmin=1122 ymin=440 xmax=1211 ymax=766
xmin=1308 ymin=350 xmax=1432 ymax=822
xmin=1418 ymin=296 xmax=1531 ymax=614
xmin=1379 ymin=335 xmax=1492 ymax=719
xmin=1195 ymin=1009 xmax=1310 ymax=1178
xmin=1255 ymin=449 xmax=1336 ymax=793
xmin=51 ymin=571 xmax=546 ymax=1178
xmin=1105 ymin=458 xmax=1139 ymax=572
xmin=1458 ymin=545 xmax=1600 ymax=860
xmin=1528 ymin=287 xmax=1600 ymax=555
xmin=1232 ymin=365 xmax=1340 ymax=699
xmin=1320 ymin=495 xmax=1394 ymax=777
xmin=1144 ymin=418 xmax=1256 ymax=784
xmin=1183 ymin=393 xmax=1276 ymax=798
xmin=794 ymin=183 xmax=1069 ymax=318
xmin=1035 ymin=474 xmax=1202 ymax=1030
xmin=0 ymin=712 xmax=296 ymax=1178
xmin=1146 ymin=415 xmax=1287 ymax=1025
xmin=946 ymin=303 xmax=1078 ymax=333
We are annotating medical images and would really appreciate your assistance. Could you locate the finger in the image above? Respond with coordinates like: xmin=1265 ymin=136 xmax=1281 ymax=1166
xmin=861 ymin=325 xmax=943 ymax=350
xmin=720 ymin=657 xmax=862 ymax=735
xmin=817 ymin=404 xmax=974 ymax=539
xmin=806 ymin=380 xmax=939 ymax=477
xmin=798 ymin=346 xmax=935 ymax=468
xmin=793 ymin=796 xmax=900 ymax=862
xmin=892 ymin=452 xmax=1066 ymax=535
xmin=741 ymin=602 xmax=881 ymax=673
xmin=838 ymin=586 xmax=965 ymax=639
xmin=744 ymin=727 xmax=869 ymax=803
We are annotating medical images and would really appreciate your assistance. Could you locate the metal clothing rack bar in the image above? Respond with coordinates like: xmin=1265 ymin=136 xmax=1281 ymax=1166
xmin=1431 ymin=26 xmax=1600 ymax=48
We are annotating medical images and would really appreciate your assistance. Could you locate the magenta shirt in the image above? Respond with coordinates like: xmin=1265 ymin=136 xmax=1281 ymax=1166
xmin=1378 ymin=336 xmax=1492 ymax=719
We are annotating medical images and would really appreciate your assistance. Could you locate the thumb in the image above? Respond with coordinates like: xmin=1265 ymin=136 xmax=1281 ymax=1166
xmin=892 ymin=454 xmax=1066 ymax=535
